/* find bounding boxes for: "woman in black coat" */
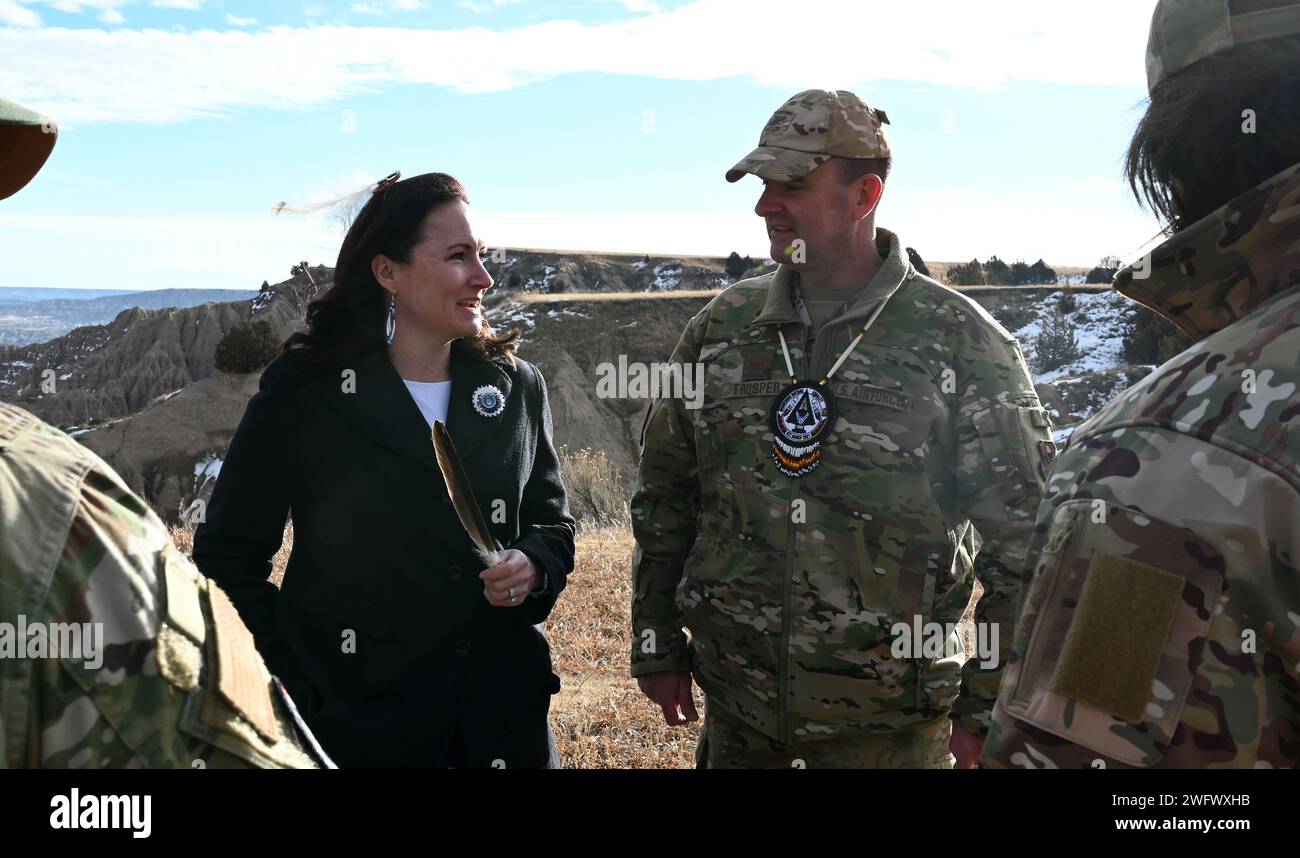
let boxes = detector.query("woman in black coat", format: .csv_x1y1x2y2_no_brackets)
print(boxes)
193,172,575,769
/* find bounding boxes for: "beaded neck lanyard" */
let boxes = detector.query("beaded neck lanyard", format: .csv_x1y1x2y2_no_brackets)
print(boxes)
768,294,893,477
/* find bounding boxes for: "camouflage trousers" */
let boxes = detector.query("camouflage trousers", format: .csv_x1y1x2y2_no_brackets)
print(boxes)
696,703,955,769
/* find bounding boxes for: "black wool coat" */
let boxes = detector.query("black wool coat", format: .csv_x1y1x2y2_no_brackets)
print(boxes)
192,341,575,768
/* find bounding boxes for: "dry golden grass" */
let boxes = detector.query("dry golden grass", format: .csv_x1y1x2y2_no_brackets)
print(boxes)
557,447,631,530
545,524,703,769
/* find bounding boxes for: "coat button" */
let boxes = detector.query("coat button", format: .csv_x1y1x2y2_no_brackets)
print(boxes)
448,565,463,581
453,640,471,657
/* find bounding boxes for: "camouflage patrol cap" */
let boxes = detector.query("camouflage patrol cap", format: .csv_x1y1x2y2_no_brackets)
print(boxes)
0,97,57,201
1146,0,1300,92
725,89,891,184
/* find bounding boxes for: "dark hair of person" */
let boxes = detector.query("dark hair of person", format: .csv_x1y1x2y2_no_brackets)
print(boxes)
1124,35,1300,233
281,172,520,375
834,155,892,186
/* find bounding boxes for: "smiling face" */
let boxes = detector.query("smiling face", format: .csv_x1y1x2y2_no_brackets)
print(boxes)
374,199,494,343
753,161,882,267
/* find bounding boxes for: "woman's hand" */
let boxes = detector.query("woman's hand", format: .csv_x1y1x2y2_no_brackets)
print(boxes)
479,549,539,607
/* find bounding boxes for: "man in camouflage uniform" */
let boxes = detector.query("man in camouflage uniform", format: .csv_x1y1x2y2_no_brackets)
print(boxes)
982,0,1300,769
0,97,326,768
631,90,1054,768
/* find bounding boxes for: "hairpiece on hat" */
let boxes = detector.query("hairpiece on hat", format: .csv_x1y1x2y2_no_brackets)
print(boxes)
272,170,401,216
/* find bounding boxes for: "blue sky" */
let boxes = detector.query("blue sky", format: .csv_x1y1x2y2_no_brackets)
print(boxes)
1,0,1164,291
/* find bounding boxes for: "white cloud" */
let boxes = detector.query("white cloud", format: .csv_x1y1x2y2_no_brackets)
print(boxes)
8,0,202,22
0,0,42,26
0,0,1158,124
353,0,428,15
457,0,519,11
40,0,128,16
225,12,256,26
597,0,661,13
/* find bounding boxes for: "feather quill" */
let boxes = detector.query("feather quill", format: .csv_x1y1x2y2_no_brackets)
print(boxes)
432,420,501,567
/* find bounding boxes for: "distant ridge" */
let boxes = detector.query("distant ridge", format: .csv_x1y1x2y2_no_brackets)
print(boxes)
0,287,139,303
0,287,259,346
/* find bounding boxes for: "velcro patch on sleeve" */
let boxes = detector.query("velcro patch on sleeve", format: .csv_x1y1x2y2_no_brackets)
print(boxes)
1047,552,1184,723
207,584,279,744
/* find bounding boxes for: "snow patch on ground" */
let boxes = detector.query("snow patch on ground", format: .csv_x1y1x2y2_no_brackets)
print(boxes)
487,300,536,331
194,452,223,491
251,289,275,315
1014,290,1134,384
545,308,590,320
650,262,682,291
524,265,561,292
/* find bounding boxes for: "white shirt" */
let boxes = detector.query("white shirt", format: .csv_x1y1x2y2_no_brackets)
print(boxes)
402,379,453,427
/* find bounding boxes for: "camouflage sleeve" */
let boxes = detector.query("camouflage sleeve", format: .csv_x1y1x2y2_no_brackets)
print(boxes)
982,429,1300,769
29,469,319,768
951,335,1052,735
629,312,706,677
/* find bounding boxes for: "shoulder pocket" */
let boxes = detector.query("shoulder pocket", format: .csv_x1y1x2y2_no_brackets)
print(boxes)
968,401,1051,513
1001,500,1225,767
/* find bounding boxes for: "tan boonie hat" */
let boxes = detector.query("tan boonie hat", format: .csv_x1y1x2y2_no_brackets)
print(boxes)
1146,0,1300,92
0,97,57,201
726,89,890,184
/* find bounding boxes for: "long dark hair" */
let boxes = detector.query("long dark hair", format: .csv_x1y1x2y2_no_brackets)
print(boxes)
1125,36,1300,233
282,172,520,374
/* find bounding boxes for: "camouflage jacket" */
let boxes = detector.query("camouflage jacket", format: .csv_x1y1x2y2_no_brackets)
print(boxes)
631,229,1053,742
0,402,325,768
982,162,1300,769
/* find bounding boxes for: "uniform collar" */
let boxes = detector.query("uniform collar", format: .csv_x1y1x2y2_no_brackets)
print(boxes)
1114,161,1300,342
747,227,912,330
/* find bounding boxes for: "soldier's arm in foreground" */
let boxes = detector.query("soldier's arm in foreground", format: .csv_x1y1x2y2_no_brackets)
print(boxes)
951,334,1052,745
983,374,1300,768
10,462,319,768
629,313,706,722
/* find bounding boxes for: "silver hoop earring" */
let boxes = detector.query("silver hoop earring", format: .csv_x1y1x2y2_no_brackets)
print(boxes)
385,297,396,347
